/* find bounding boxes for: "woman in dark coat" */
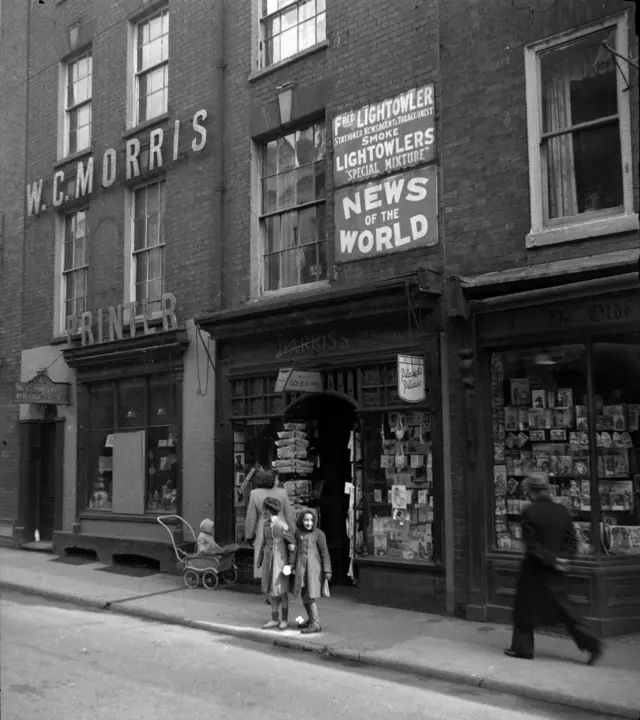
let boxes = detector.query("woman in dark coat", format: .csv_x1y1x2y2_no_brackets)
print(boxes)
290,508,332,634
506,471,602,664
257,496,295,630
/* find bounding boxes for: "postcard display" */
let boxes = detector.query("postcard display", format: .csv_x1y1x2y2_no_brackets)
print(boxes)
273,422,315,515
491,353,640,556
364,411,435,563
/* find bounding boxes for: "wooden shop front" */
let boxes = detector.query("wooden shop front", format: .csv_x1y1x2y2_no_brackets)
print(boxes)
199,279,449,614
465,272,640,637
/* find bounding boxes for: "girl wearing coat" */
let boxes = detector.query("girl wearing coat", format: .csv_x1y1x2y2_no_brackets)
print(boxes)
291,508,332,634
257,496,295,630
245,470,295,584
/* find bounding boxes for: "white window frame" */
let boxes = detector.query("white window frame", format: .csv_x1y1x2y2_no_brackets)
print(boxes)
54,208,89,337
253,123,329,298
524,12,638,249
129,7,169,128
59,50,93,159
125,179,167,318
259,0,326,70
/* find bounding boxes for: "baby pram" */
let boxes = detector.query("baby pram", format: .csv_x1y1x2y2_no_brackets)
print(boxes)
158,515,239,590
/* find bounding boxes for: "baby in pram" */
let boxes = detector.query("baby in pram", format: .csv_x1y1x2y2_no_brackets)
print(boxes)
195,518,222,556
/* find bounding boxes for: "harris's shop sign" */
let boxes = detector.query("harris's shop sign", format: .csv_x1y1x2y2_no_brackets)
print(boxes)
332,86,435,187
334,166,438,263
25,109,208,216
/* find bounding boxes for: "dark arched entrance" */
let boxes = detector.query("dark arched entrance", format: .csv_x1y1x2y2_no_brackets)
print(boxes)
284,392,357,585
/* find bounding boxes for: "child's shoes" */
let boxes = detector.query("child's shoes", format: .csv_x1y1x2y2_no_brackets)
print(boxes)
262,620,279,629
277,620,289,631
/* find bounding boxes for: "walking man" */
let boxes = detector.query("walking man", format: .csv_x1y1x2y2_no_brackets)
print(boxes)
505,471,603,665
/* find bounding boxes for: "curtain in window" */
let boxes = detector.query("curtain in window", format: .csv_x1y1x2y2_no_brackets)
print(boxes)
280,211,300,288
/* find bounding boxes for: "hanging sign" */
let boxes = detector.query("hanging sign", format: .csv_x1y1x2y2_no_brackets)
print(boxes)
14,372,71,405
397,355,426,404
275,369,323,393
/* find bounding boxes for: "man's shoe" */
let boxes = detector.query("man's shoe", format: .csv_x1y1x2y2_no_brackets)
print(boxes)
301,623,322,634
297,619,310,629
504,648,534,660
587,644,603,666
262,620,279,629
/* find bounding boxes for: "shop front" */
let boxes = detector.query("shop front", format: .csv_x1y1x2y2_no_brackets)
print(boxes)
45,296,216,572
200,279,449,614
466,274,640,637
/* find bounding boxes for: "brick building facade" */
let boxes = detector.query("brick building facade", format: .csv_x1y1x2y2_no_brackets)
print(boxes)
1,0,638,633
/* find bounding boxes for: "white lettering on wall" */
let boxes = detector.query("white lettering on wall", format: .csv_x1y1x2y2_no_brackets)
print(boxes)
102,148,116,188
192,109,207,152
149,128,164,171
52,171,65,207
26,179,44,216
75,157,94,199
125,139,141,180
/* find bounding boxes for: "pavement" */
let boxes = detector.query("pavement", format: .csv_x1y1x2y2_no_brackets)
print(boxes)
1,547,639,719
5,591,617,720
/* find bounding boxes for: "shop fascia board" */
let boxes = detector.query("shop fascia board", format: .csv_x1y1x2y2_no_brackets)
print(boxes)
63,328,190,371
456,248,638,302
197,276,440,340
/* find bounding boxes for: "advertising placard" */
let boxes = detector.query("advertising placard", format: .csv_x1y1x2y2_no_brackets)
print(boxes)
397,355,426,404
334,166,438,263
333,86,435,187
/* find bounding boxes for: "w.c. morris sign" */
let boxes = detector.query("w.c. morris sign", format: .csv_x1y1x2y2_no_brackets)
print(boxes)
25,109,207,216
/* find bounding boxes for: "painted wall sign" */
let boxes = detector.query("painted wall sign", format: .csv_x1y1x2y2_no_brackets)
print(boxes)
274,369,324,393
397,355,426,404
14,372,71,405
334,166,438,263
333,86,435,187
67,292,178,346
275,328,421,360
478,293,640,343
26,109,208,217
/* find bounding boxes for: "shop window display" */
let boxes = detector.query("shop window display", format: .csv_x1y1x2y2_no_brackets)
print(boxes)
593,342,640,555
85,374,180,514
491,343,640,556
360,410,435,564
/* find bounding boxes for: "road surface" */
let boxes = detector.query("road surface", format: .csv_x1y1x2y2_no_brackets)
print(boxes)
1,591,617,720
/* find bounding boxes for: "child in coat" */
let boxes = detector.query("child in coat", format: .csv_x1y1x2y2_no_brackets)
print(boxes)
257,496,295,630
291,508,332,634
195,518,222,556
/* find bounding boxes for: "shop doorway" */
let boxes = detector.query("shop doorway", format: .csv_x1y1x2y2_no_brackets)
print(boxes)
284,393,357,585
20,418,64,543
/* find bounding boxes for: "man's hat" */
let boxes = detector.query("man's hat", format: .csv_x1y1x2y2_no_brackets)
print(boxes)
526,470,552,489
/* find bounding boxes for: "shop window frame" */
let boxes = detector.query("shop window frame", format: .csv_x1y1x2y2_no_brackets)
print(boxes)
481,336,640,563
259,0,326,70
524,12,637,249
59,49,93,159
77,369,183,520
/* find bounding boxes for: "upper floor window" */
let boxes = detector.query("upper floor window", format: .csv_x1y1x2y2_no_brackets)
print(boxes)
261,0,326,67
134,9,169,125
525,15,637,247
131,180,166,314
260,122,326,292
62,209,89,328
64,52,92,155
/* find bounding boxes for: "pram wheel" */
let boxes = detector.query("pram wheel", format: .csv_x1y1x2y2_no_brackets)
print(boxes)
203,571,219,590
184,569,200,588
222,567,238,585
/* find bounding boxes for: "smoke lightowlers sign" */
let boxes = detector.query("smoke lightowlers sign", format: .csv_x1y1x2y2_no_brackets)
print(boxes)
332,86,435,187
25,109,208,216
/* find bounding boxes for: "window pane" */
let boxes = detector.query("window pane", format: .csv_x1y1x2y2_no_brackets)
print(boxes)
117,378,146,428
148,246,163,280
264,141,278,177
277,134,296,173
145,426,178,513
149,374,175,424
298,205,316,245
263,176,278,214
280,26,298,60
277,169,296,210
149,14,163,41
266,36,280,65
296,164,314,205
264,252,280,291
280,210,299,250
490,345,591,553
300,240,319,284
76,210,86,238
298,19,315,51
295,126,314,165
317,0,325,12
75,123,91,152
281,6,297,30
265,15,280,37
90,382,115,430
147,277,163,307
65,271,75,302
136,251,148,285
64,239,74,272
279,248,300,288
541,27,618,134
75,268,87,302
146,89,167,121
134,217,147,251
74,236,85,267
316,11,326,42
264,215,281,253
314,160,326,199
148,37,164,67
299,0,314,21
572,123,623,213
87,431,113,511
592,340,640,555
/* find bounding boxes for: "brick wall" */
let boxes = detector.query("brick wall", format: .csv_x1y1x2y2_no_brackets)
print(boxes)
0,0,29,529
222,0,444,309
21,0,222,352
439,0,638,278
